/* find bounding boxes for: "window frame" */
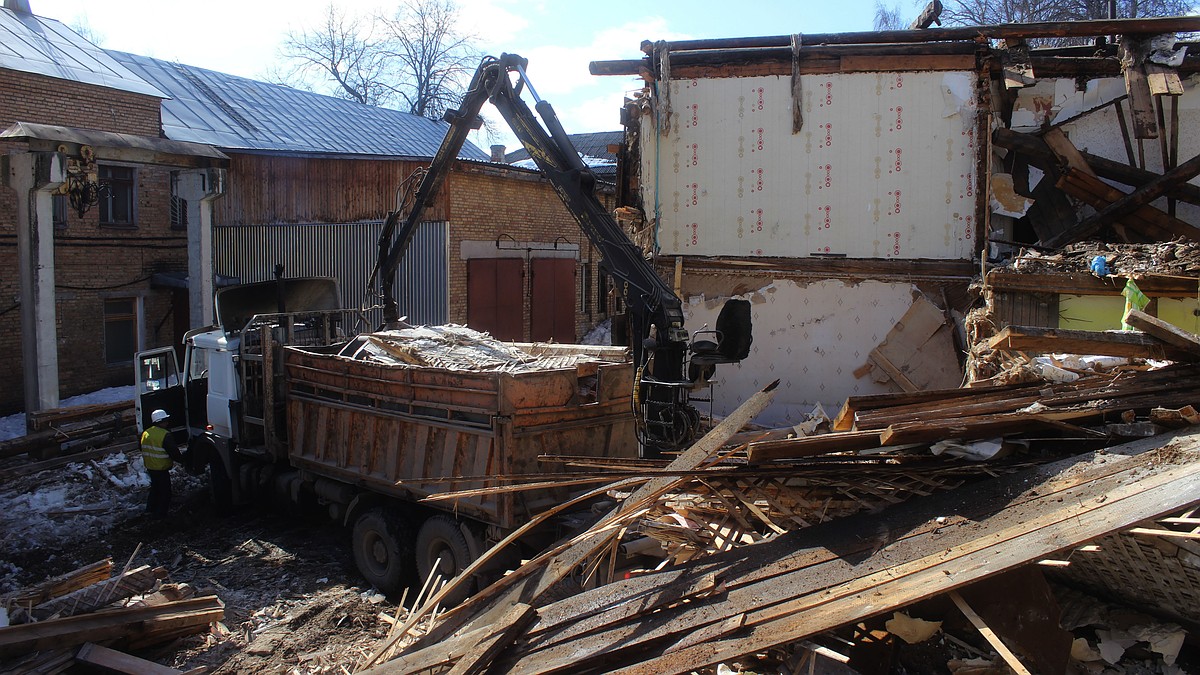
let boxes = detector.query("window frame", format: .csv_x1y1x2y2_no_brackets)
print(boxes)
102,295,144,366
98,163,137,228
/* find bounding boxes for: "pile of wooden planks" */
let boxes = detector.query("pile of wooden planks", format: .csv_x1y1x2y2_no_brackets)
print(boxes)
0,400,135,468
0,558,223,674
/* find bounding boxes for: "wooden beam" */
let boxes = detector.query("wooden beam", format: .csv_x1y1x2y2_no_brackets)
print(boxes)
987,325,1197,361
1056,168,1200,242
1124,309,1200,354
984,270,1200,297
948,591,1034,675
1045,150,1200,248
746,430,883,463
75,643,188,675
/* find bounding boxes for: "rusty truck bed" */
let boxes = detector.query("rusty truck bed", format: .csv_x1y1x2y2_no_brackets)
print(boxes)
282,342,638,530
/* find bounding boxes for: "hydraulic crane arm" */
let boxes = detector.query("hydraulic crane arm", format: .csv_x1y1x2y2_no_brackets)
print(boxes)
376,53,688,384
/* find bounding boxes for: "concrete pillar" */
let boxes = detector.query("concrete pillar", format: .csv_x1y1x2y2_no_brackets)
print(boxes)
176,168,225,328
3,152,65,416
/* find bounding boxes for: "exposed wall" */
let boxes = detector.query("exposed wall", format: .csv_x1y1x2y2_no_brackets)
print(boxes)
641,71,983,259
680,277,929,426
0,68,173,414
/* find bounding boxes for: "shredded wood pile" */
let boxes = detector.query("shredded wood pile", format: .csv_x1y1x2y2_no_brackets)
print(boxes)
336,325,606,372
0,557,224,673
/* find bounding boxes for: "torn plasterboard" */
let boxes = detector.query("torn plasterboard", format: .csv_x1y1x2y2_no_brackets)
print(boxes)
990,173,1034,218
866,293,963,392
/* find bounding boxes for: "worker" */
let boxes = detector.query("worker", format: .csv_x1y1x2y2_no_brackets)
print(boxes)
140,409,184,518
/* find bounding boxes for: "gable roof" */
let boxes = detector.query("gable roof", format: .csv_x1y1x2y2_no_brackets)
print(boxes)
0,8,164,98
107,50,489,160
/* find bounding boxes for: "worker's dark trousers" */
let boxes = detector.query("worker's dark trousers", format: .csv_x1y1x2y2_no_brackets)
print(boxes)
147,469,171,517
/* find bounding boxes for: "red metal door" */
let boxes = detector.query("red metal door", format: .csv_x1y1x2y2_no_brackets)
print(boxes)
531,258,576,342
468,258,524,340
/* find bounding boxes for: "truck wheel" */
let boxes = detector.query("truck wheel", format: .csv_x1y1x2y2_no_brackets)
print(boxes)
353,509,413,595
415,515,476,606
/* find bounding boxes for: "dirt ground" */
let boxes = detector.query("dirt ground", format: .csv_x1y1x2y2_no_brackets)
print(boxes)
2,457,400,674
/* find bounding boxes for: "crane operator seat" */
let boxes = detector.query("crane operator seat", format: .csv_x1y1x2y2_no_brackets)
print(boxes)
688,298,753,383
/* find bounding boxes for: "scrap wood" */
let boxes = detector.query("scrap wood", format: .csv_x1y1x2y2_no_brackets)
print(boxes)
948,592,1033,675
1,559,112,608
1056,169,1199,243
74,642,188,675
832,382,1035,431
469,430,1200,675
987,325,1198,361
0,595,224,660
367,381,780,673
745,430,883,463
1124,309,1200,354
27,400,132,432
13,565,167,623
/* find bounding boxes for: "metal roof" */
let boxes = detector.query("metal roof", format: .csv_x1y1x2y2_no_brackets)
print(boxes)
0,8,165,98
107,50,489,160
505,130,621,177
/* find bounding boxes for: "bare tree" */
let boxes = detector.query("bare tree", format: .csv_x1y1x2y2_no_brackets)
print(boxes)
943,0,1196,26
377,0,480,120
875,1,911,30
273,5,391,106
272,1,478,119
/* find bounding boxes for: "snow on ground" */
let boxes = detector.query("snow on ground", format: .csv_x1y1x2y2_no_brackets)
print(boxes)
581,319,612,346
0,385,134,442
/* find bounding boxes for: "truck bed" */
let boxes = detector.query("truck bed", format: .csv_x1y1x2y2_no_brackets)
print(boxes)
283,341,638,529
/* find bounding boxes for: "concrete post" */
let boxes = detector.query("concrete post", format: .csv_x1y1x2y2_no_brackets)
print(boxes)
4,152,65,417
176,168,225,328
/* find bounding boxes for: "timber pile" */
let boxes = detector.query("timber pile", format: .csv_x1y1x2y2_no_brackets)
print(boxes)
0,399,135,467
0,558,224,674
350,371,1200,674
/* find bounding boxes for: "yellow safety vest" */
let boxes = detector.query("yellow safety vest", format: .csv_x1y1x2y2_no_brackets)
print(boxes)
140,426,173,471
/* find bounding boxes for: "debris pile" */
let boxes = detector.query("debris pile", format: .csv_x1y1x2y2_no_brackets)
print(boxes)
0,557,224,673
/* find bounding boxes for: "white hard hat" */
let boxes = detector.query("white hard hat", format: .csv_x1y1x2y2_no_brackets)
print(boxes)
150,409,170,424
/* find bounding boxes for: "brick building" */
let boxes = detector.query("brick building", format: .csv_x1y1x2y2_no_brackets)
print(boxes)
0,5,225,416
111,50,615,348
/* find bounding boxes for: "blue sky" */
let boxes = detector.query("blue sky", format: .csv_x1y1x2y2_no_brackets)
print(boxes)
30,0,913,151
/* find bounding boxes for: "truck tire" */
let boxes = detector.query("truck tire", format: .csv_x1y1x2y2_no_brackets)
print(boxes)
415,515,476,606
353,508,414,595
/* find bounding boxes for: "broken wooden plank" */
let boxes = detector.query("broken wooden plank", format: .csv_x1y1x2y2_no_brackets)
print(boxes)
1056,168,1200,242
75,642,188,675
486,431,1200,675
444,603,535,675
746,430,883,463
14,565,167,623
948,591,1033,675
984,269,1200,298
1047,150,1200,248
28,400,133,432
1124,309,1200,355
0,596,224,660
0,559,112,608
1120,37,1159,139
832,382,1035,431
987,325,1198,361
868,295,961,392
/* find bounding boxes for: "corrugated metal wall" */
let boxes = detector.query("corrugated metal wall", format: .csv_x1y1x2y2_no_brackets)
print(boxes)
214,221,449,328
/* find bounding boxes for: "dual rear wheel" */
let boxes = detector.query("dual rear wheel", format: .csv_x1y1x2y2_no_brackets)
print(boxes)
352,509,479,605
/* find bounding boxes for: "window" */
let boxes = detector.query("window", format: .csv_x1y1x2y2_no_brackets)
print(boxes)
99,165,135,226
104,298,140,364
170,173,188,230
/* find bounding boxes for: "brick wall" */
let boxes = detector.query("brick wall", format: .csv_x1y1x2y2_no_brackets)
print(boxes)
448,165,612,343
0,68,174,415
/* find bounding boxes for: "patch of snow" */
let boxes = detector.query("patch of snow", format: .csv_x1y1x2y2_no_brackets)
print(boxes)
0,385,134,442
581,319,612,346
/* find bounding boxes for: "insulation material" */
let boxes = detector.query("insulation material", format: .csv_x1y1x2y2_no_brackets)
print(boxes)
1019,75,1200,225
683,279,914,426
641,72,980,260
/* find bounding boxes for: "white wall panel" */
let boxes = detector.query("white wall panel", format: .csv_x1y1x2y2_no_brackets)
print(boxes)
685,279,919,426
642,72,981,260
